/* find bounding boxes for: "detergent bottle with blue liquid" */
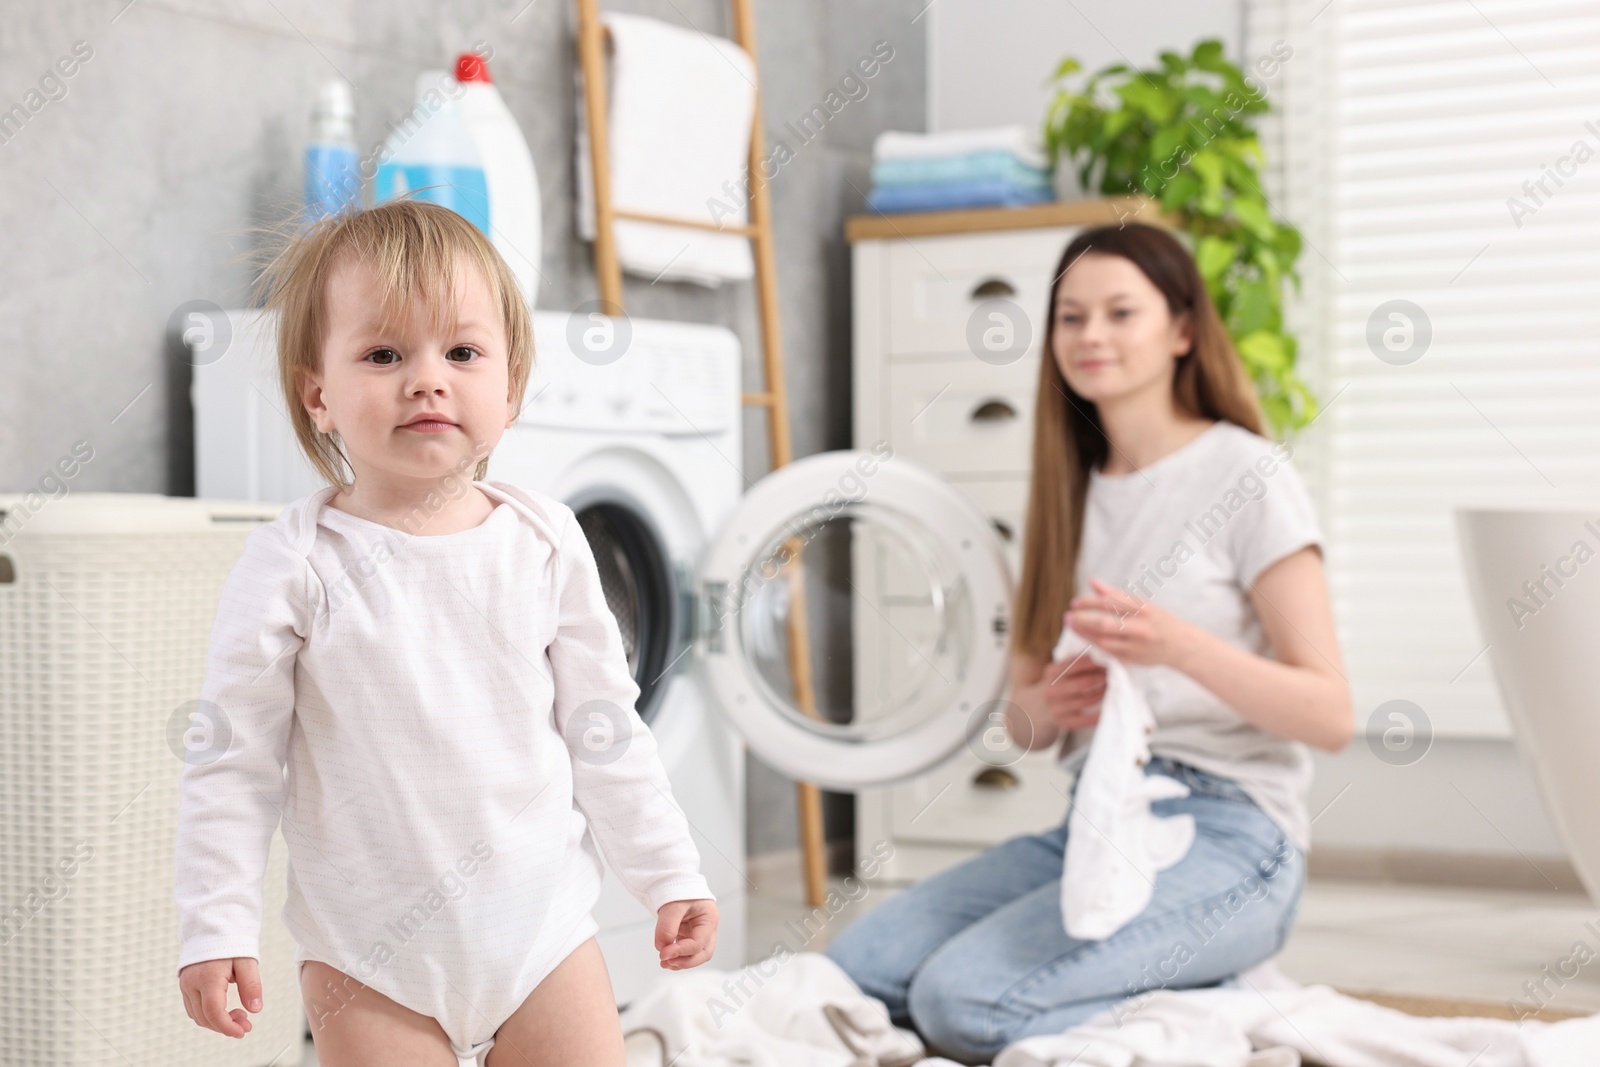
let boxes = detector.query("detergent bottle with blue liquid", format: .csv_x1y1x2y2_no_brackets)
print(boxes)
304,80,359,220
453,51,542,308
373,71,490,235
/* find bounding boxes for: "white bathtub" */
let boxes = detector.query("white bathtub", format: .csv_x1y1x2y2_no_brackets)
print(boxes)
1456,507,1600,905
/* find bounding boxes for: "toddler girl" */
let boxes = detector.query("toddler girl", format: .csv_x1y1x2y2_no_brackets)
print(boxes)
173,198,717,1067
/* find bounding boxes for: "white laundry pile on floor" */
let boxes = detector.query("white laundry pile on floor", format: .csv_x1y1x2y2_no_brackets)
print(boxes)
1051,625,1197,940
617,951,1600,1067
619,949,928,1067
992,954,1600,1067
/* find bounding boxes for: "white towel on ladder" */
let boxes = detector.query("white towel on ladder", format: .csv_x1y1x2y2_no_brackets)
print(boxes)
574,12,757,287
1053,625,1197,941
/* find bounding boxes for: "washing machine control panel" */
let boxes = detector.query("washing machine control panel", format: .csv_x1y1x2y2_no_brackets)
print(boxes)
521,312,741,435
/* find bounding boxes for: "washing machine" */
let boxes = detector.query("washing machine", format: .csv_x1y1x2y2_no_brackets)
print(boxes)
190,306,1016,1006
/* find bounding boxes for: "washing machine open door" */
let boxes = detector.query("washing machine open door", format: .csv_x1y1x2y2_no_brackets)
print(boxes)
695,448,1014,790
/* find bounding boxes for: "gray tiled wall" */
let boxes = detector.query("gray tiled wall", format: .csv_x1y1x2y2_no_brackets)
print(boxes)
0,0,928,857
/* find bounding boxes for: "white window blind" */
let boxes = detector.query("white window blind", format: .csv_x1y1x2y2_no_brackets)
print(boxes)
1246,0,1600,738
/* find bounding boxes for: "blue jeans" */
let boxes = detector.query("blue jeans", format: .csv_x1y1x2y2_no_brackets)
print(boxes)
825,756,1305,1065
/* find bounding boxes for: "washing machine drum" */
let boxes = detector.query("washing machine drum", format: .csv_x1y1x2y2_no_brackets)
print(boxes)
574,502,681,724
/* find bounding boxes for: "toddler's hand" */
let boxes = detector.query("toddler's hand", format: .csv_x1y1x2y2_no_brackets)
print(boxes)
178,956,262,1038
655,897,718,970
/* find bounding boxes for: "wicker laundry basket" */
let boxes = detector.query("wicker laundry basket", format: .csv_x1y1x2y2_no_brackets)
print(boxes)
0,491,305,1066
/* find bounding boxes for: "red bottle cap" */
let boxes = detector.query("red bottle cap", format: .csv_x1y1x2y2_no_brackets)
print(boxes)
455,53,492,83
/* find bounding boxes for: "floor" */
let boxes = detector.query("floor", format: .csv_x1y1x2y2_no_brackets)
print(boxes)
292,873,1600,1064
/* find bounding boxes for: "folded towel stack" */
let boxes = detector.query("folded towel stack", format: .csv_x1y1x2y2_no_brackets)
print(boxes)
866,125,1055,214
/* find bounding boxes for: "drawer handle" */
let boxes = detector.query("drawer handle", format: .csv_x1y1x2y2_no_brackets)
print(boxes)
973,766,1020,790
971,398,1019,424
970,277,1017,300
991,518,1014,543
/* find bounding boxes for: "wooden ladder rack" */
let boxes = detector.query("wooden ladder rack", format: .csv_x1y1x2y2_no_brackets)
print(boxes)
574,0,831,908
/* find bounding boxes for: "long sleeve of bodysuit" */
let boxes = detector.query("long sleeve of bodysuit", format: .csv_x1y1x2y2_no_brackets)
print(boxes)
172,522,309,973
545,508,715,914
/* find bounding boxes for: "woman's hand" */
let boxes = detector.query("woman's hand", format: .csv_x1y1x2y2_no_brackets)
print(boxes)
656,898,718,970
1066,554,1353,751
1067,579,1202,669
178,956,261,1038
1009,639,1107,748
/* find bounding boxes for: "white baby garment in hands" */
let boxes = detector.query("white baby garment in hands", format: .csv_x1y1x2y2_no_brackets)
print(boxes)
1052,626,1196,941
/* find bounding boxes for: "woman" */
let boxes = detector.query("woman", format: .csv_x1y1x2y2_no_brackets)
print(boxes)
824,222,1353,1065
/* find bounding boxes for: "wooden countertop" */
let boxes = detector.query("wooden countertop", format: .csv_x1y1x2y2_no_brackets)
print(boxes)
844,195,1169,242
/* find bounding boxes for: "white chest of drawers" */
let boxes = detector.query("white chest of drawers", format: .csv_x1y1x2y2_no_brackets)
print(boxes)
846,197,1160,884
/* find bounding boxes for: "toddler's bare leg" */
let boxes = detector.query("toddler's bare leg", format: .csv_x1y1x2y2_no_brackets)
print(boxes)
485,936,626,1067
300,959,457,1067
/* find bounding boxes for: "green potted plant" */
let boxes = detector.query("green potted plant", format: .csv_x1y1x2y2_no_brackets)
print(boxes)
1042,39,1315,433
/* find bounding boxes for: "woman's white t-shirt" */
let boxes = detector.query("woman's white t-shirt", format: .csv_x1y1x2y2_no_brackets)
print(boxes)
1057,420,1325,852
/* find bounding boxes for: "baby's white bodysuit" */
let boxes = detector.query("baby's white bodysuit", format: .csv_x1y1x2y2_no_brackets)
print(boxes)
172,479,714,1064
1051,627,1195,941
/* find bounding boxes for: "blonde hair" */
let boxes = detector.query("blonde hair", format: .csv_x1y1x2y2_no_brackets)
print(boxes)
1012,222,1266,661
249,197,534,489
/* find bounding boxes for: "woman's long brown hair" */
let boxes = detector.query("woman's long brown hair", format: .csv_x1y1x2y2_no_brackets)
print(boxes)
1011,222,1267,661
